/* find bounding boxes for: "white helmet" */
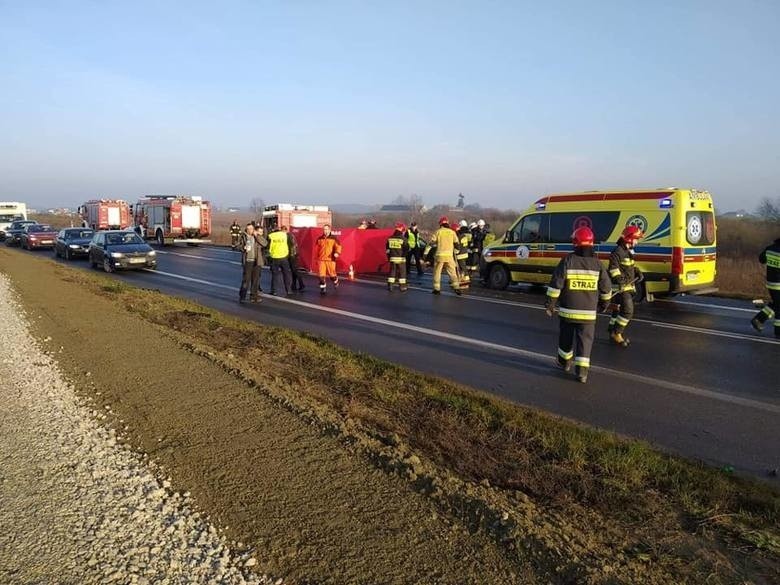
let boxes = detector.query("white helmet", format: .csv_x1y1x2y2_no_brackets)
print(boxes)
459,219,468,227
469,222,477,229
477,219,485,227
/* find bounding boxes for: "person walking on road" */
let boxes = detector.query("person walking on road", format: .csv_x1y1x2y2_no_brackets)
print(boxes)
386,222,410,292
750,236,780,338
229,220,242,250
424,216,462,296
238,223,265,303
607,226,644,347
316,224,342,295
282,226,305,293
545,226,612,384
268,226,292,296
405,222,425,278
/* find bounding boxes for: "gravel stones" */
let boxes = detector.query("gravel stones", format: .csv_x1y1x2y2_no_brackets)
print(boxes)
0,274,273,584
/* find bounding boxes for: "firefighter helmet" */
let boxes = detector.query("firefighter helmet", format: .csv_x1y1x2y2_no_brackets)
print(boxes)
477,219,485,227
395,222,406,231
572,226,595,247
459,219,468,227
439,216,449,225
621,225,644,242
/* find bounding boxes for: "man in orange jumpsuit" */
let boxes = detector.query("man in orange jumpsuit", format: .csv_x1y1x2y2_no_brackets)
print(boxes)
315,224,342,294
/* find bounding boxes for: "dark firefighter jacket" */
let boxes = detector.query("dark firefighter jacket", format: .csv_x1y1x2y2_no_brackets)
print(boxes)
608,240,642,293
546,248,612,321
456,227,472,260
760,238,780,290
386,230,409,263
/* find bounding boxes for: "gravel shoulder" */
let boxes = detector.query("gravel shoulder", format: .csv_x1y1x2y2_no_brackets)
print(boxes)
0,251,524,584
0,273,270,585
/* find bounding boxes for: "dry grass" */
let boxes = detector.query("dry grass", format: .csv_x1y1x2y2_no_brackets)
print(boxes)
34,257,780,581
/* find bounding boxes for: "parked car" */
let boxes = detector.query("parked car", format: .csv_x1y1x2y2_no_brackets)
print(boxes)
3,220,38,245
54,228,95,260
88,230,157,272
20,224,58,250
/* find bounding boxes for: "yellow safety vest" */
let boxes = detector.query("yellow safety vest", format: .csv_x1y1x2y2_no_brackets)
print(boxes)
268,231,289,259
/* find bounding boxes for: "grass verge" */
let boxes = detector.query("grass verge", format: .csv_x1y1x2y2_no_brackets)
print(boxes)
6,251,779,583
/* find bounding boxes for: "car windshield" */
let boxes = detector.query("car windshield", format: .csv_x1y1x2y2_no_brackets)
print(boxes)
65,229,94,239
106,233,143,246
29,225,53,232
13,222,35,229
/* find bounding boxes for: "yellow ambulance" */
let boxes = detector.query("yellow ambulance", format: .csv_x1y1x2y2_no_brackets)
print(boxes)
481,188,717,299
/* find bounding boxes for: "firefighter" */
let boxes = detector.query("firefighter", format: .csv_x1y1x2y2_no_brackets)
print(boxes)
268,226,292,295
229,220,242,250
315,224,342,294
467,221,479,272
456,219,472,288
750,236,780,338
607,225,644,347
386,222,410,291
545,226,612,384
405,222,424,278
424,216,462,296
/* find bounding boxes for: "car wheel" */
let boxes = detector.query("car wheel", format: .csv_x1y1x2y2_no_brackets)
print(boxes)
103,258,114,273
156,230,165,247
487,264,510,290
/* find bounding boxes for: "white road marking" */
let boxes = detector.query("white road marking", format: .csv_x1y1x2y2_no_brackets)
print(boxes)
156,250,242,265
154,250,777,345
143,268,780,415
655,298,756,314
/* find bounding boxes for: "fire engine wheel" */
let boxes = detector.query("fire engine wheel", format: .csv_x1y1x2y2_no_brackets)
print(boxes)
103,258,114,273
156,230,165,247
487,264,510,290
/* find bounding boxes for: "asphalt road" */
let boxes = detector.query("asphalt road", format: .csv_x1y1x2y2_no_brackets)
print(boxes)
18,245,780,481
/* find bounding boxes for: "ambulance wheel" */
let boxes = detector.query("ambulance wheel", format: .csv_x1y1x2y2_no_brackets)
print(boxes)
487,264,509,290
156,230,165,247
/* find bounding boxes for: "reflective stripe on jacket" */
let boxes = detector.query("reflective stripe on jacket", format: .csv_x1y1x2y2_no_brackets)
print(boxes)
424,226,460,259
386,231,409,263
547,250,612,321
609,242,639,292
760,242,780,290
316,234,342,261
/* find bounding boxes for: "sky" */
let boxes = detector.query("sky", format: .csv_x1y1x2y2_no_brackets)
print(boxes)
1,0,779,212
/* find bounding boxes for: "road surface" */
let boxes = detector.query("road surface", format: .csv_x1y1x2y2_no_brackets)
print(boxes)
19,245,780,480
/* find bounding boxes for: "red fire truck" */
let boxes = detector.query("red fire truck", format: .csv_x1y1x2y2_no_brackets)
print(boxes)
133,195,212,246
261,203,332,231
78,199,131,230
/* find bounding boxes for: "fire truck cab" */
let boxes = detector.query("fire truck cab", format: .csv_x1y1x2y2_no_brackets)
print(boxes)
133,195,212,246
261,204,332,232
79,199,131,231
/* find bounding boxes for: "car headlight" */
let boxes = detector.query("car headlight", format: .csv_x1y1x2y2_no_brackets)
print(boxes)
69,244,80,249
147,250,156,256
110,252,124,259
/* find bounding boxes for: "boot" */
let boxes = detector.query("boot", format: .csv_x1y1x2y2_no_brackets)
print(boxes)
400,285,408,292
453,288,462,296
611,331,630,347
556,356,572,372
432,289,441,295
387,282,393,291
751,316,763,332
575,366,588,384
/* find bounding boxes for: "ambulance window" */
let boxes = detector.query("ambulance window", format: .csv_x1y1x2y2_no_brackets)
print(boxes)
519,214,548,242
548,212,619,243
686,211,715,245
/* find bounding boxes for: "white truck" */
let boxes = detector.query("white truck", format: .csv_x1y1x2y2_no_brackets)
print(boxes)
0,202,28,240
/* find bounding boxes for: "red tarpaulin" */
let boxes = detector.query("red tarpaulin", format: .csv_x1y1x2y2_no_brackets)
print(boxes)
291,227,395,275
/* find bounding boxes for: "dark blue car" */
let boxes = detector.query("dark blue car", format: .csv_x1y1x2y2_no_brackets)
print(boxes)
54,228,95,260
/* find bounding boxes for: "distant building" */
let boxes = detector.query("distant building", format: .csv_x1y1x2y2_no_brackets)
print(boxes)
380,204,414,212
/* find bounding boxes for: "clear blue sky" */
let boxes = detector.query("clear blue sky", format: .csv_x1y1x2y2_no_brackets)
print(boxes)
1,0,778,211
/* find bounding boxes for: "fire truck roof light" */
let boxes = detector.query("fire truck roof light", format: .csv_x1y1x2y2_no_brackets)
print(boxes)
659,199,673,208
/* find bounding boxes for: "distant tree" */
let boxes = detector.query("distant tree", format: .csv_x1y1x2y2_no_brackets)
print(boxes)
249,197,265,216
756,197,780,222
391,193,424,212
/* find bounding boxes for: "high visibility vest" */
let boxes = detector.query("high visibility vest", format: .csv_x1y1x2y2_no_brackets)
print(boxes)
268,231,289,259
